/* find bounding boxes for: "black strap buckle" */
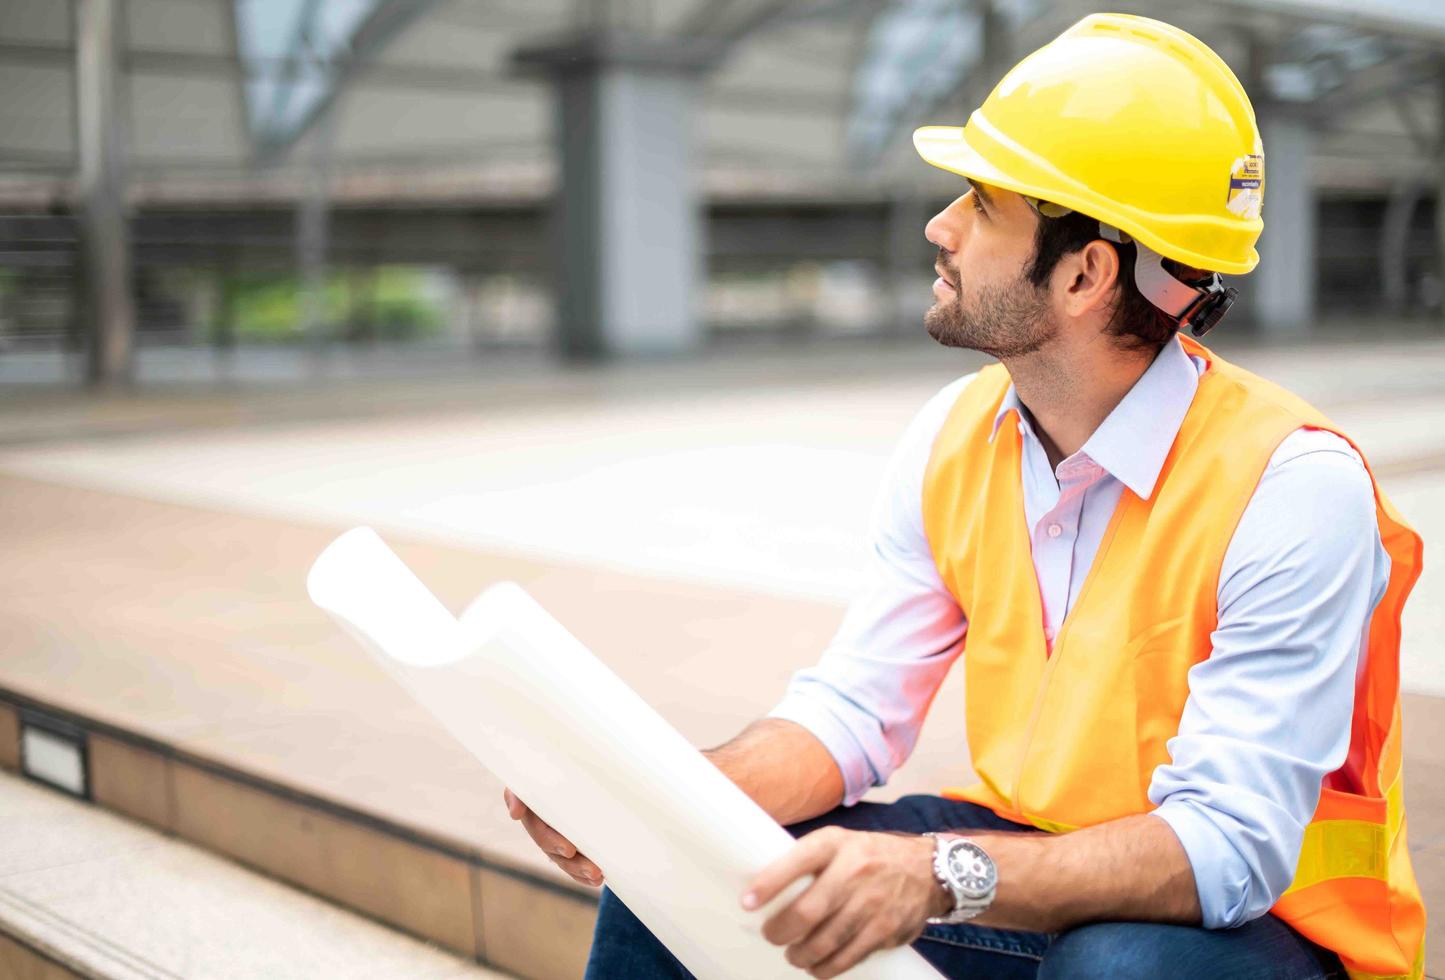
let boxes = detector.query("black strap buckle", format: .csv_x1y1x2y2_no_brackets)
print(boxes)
1180,275,1237,337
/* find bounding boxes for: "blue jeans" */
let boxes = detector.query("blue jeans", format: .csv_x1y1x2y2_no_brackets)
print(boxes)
584,794,1346,979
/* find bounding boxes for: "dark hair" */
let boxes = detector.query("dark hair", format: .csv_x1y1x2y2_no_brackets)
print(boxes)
1023,209,1179,352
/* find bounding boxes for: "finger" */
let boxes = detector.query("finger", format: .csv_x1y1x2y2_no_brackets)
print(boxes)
549,852,605,885
548,850,602,880
520,810,577,859
784,897,863,970
761,872,848,947
807,921,891,980
745,829,842,911
503,788,525,819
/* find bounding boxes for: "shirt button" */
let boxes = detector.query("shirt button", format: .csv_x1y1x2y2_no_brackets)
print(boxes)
1047,523,1063,538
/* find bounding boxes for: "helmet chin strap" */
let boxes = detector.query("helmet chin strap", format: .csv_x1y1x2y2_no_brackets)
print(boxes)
1097,223,1238,337
1022,193,1237,337
1099,224,1201,317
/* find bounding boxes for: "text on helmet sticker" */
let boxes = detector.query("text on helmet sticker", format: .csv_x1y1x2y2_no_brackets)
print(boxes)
1226,154,1264,219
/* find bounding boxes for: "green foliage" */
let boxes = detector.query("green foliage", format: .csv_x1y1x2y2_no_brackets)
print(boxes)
222,266,446,343
367,266,445,340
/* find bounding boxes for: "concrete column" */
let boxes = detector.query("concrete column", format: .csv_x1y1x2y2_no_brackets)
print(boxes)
886,192,933,337
1381,178,1423,316
75,0,135,387
1252,112,1316,336
516,36,718,360
1435,65,1445,325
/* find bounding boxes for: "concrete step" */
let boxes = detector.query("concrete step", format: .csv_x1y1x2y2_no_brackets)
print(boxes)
0,768,509,980
0,695,600,980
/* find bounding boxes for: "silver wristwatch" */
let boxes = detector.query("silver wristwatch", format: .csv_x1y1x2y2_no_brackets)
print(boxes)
925,833,998,925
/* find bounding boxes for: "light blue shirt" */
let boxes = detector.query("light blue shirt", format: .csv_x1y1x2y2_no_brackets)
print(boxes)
769,336,1390,929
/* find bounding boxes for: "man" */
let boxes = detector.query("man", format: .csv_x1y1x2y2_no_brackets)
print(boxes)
507,13,1425,979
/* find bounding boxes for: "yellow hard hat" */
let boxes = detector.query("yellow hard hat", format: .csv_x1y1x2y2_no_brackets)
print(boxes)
914,13,1264,275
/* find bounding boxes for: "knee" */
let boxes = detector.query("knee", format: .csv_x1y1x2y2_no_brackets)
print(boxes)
1038,923,1177,980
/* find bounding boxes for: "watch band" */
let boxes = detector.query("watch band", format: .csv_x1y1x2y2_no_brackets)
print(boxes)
924,833,997,925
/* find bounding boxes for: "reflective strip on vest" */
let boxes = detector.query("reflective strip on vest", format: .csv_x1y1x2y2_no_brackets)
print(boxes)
1286,775,1403,897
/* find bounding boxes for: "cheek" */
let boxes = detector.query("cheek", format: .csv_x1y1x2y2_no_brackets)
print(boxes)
955,225,1002,274
959,233,1030,291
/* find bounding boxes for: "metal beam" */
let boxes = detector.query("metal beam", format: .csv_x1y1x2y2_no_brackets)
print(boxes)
0,41,847,119
1306,56,1440,122
675,0,765,37
259,0,326,148
1211,0,1445,46
719,0,884,45
674,0,883,48
1392,93,1435,154
254,0,447,163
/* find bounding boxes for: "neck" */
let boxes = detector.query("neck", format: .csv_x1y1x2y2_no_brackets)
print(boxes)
1002,336,1158,470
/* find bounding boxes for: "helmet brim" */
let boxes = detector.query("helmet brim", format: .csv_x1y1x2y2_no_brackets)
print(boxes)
913,124,1260,276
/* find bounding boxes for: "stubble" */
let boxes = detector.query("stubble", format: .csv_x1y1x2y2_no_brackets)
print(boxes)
924,265,1057,360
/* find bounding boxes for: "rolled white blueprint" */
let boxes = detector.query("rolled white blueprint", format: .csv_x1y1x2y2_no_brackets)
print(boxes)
306,527,940,980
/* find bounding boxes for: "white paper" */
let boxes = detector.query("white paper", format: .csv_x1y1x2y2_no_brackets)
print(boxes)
307,527,940,979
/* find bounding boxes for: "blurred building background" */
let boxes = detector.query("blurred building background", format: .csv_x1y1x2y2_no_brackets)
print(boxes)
2,0,1445,387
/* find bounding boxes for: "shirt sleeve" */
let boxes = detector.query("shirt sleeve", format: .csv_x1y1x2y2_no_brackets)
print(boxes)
1148,428,1391,929
767,375,974,805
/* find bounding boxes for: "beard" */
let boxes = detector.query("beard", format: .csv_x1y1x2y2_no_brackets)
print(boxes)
924,263,1057,359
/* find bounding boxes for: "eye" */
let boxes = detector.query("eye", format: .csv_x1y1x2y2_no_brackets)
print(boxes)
970,194,986,216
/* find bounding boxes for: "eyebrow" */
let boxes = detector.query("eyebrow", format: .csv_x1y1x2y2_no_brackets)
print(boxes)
967,179,996,211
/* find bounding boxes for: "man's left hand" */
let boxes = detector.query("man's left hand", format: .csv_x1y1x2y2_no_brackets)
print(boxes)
742,826,949,978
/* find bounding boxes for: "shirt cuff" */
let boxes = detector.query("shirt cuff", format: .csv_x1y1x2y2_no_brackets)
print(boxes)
767,692,880,807
1150,800,1255,929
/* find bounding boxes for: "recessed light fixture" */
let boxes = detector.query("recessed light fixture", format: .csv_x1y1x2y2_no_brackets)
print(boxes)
19,712,88,799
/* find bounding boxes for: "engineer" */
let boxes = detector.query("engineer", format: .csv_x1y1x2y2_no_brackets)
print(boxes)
507,13,1425,980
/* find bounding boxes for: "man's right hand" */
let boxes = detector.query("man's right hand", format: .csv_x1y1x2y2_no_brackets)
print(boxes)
503,788,604,887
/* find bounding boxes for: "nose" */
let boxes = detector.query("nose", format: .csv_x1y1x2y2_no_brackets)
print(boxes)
925,194,969,253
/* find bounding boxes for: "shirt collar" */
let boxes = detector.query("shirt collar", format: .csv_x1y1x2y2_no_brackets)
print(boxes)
990,386,1029,441
989,336,1201,500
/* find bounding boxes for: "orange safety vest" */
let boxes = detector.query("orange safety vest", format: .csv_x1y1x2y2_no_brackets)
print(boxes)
920,336,1425,979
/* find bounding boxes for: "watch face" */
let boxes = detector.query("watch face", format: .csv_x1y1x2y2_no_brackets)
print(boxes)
947,842,996,899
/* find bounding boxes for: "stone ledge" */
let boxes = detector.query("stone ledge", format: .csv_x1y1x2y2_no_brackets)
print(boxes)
0,687,595,980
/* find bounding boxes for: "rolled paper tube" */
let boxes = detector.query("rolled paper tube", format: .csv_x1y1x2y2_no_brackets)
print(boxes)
307,527,941,979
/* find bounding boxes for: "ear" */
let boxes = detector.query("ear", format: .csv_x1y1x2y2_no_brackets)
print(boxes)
1058,239,1121,318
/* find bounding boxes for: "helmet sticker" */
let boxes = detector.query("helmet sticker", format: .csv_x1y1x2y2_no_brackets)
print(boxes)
1226,154,1264,219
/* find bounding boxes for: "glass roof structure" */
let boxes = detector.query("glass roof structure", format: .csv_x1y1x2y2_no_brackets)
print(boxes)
235,0,371,151
233,0,446,159
0,0,1444,203
847,0,1043,166
847,0,984,166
